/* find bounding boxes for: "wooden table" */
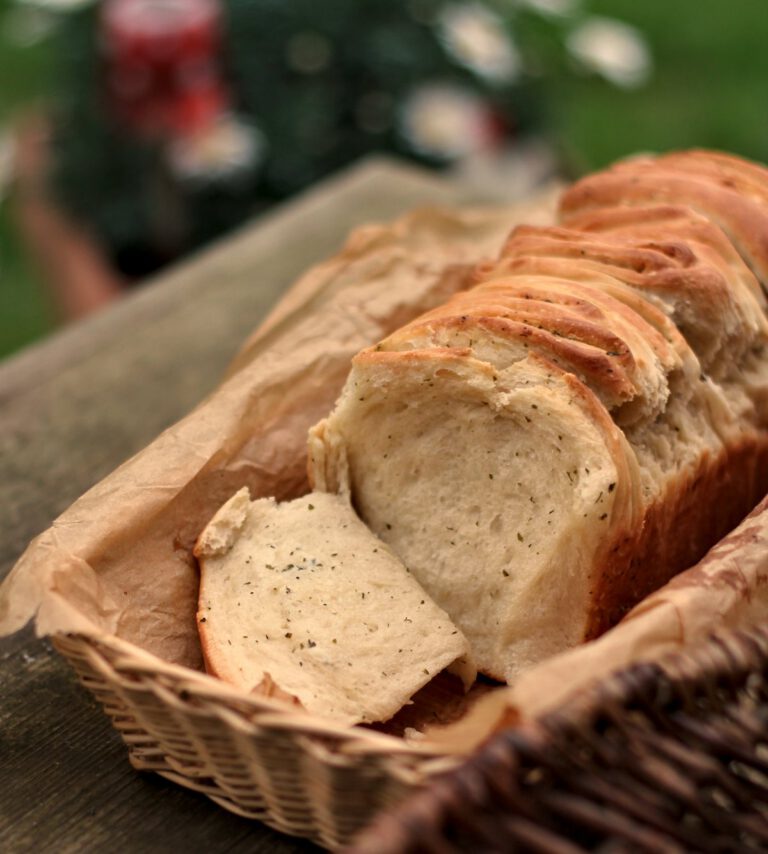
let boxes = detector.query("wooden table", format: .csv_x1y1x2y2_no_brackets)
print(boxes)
0,158,486,853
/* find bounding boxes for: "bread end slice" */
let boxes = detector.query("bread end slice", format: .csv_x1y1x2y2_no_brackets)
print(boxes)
195,489,474,725
309,349,641,682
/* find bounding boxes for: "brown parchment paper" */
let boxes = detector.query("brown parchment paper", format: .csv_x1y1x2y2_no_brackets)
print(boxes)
2,186,767,755
0,198,553,671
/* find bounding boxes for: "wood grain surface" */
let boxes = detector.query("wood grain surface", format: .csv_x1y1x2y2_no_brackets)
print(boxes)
0,158,468,853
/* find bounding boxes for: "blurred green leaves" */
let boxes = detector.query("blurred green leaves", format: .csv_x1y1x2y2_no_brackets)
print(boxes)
2,0,768,357
553,0,768,173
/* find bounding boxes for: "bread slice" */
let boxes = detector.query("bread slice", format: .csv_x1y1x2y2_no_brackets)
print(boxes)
195,489,474,724
310,345,643,682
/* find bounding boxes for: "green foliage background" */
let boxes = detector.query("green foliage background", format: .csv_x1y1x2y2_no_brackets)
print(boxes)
555,0,768,172
2,0,768,357
0,0,56,355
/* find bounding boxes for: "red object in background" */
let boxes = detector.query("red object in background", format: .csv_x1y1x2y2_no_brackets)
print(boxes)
101,0,229,138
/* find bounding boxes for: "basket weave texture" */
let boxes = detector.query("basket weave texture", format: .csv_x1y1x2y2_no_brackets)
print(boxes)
53,619,768,851
52,633,458,850
350,623,768,852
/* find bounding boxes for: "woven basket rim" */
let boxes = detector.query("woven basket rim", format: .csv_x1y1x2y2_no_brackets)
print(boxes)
53,619,768,770
57,628,457,759
533,621,768,735
57,619,768,771
348,619,768,853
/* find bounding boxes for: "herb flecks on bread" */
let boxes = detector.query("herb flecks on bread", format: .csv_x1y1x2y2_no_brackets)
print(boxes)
195,489,474,725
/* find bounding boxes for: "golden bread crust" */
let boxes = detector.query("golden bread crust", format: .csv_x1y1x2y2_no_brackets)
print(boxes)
560,151,768,288
380,273,685,423
586,431,768,639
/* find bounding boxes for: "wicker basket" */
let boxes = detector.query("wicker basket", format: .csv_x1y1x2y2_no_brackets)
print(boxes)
349,623,768,852
20,190,767,849
52,632,462,850
53,622,768,851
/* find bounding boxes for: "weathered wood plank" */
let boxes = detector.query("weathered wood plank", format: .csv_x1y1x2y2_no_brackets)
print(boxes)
0,158,464,853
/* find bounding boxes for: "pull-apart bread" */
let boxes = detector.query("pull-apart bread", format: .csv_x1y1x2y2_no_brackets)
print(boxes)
310,150,768,683
195,489,474,724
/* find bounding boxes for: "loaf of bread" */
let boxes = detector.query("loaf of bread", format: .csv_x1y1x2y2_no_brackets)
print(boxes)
310,150,768,682
195,489,474,724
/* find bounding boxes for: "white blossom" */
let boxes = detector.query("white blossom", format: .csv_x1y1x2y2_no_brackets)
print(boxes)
438,3,521,83
567,16,652,88
400,83,494,160
170,114,265,183
516,0,579,17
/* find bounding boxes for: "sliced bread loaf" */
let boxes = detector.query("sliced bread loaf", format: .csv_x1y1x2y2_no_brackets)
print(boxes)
309,150,768,682
195,488,474,724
